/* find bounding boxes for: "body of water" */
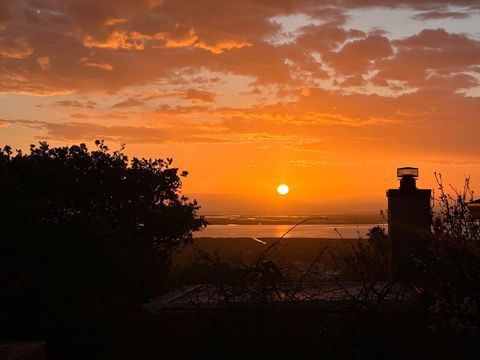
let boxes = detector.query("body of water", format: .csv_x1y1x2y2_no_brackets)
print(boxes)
195,223,386,239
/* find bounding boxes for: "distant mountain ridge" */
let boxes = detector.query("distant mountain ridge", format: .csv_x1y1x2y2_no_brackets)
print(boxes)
204,214,384,225
187,192,386,216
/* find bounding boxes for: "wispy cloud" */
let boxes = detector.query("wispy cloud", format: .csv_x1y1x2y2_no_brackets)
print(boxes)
111,98,144,108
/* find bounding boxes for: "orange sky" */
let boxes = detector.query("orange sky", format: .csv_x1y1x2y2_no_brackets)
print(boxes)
1,0,480,213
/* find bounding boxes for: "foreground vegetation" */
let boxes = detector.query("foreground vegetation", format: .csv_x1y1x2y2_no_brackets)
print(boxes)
1,141,479,359
0,141,205,356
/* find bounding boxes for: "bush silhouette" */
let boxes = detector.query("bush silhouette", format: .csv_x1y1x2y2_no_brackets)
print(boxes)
0,141,205,336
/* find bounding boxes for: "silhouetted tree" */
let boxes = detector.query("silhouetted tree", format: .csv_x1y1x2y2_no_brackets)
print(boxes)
332,225,390,282
0,141,205,336
419,175,480,355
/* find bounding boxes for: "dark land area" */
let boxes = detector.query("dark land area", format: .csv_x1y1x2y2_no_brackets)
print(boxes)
174,237,355,267
2,142,480,359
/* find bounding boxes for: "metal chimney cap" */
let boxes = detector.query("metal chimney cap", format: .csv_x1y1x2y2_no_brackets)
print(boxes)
397,167,419,178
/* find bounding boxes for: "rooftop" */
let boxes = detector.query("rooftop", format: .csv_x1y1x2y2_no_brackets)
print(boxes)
144,281,422,313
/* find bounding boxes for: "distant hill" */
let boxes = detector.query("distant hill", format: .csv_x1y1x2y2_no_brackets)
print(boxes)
187,192,386,216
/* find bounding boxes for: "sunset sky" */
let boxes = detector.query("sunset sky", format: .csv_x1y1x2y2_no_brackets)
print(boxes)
1,0,480,213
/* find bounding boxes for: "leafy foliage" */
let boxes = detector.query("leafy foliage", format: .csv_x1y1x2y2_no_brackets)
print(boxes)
424,174,480,303
417,174,480,355
0,141,205,333
333,226,390,282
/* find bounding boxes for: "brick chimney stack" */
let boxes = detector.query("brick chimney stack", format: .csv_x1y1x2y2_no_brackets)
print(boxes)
387,167,431,278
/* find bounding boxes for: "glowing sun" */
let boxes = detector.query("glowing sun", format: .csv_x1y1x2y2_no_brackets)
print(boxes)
277,184,290,196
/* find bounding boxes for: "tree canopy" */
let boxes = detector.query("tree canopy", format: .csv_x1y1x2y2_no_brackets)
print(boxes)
0,141,205,333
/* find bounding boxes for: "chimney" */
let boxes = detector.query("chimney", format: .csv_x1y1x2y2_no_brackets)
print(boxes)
387,167,431,278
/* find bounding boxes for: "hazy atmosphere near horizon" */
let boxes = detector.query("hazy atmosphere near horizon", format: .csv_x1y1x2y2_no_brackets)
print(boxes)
1,0,480,214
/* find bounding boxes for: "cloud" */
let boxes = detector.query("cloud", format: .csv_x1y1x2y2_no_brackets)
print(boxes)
147,0,164,10
51,100,98,109
104,17,128,26
83,31,145,50
297,24,364,53
154,27,198,48
412,10,471,20
0,118,12,127
111,97,145,108
194,39,252,54
40,121,169,143
82,25,253,54
69,113,130,120
0,0,290,93
0,0,479,161
0,0,11,29
324,34,393,77
184,89,216,102
5,0,476,96
82,61,114,71
334,0,480,8
156,104,211,114
36,56,51,69
0,36,33,59
8,118,231,144
373,29,480,87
